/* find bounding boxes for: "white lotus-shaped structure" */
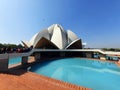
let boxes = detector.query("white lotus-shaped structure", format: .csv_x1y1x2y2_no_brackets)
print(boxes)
22,24,82,49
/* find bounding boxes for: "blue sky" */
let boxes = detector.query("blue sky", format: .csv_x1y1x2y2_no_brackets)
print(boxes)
0,0,120,48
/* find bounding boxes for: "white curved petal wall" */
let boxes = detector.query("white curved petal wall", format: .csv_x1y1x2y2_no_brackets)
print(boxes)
22,24,83,49
67,30,79,44
30,33,38,45
33,29,50,48
51,25,67,49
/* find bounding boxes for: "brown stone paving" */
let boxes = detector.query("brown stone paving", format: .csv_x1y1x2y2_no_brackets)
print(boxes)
0,70,91,90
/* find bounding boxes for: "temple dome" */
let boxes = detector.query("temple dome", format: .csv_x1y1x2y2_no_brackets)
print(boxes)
22,24,82,49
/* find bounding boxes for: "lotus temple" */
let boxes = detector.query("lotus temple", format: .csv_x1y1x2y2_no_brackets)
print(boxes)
0,24,120,90
22,24,83,49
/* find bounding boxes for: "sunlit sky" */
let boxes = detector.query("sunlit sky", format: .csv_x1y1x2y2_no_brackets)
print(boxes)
0,0,120,48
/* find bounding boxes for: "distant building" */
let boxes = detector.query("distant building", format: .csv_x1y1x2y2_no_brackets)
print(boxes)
22,24,86,49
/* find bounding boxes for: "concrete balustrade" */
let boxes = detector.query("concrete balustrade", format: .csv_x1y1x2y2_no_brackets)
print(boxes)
0,49,120,72
0,54,9,72
22,56,28,65
34,53,41,62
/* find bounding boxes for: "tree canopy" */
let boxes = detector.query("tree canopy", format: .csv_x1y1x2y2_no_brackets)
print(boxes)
0,43,23,48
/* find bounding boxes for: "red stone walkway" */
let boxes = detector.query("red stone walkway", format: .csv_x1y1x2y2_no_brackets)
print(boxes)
0,70,91,90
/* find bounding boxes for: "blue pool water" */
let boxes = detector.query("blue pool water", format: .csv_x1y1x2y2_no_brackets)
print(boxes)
9,57,30,65
9,57,22,65
30,58,120,90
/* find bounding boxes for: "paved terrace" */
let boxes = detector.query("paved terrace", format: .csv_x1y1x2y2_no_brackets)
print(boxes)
0,70,91,90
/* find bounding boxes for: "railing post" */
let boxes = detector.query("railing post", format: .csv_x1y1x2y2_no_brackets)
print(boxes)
85,52,93,58
22,56,28,65
99,54,106,60
34,53,41,62
0,54,9,72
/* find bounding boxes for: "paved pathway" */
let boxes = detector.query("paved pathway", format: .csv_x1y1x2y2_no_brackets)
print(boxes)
0,70,91,90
